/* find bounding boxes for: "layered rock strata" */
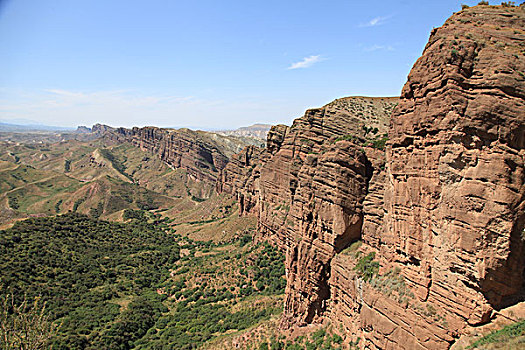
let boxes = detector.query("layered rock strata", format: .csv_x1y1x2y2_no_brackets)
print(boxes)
365,4,525,347
218,5,524,349
218,96,398,323
97,126,262,196
217,124,290,215
109,127,228,183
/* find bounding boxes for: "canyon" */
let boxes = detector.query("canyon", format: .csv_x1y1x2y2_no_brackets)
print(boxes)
83,5,525,348
2,4,522,349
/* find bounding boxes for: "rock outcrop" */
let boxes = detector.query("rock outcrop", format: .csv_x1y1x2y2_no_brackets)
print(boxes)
365,4,525,347
75,126,92,133
216,144,263,214
218,4,524,349
91,123,115,135
93,125,263,198
218,96,398,322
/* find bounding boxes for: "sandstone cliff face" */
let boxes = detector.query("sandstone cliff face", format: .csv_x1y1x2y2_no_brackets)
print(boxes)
217,96,398,323
216,144,263,214
98,125,262,198
367,4,525,346
218,5,524,349
255,97,397,328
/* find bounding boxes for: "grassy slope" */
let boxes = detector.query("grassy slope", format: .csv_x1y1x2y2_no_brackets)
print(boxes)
466,320,525,350
0,138,225,232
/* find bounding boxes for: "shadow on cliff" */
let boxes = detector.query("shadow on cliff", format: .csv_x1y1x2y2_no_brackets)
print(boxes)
480,211,525,313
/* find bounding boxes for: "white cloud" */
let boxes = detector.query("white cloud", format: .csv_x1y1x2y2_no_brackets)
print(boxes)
363,44,395,52
359,15,391,28
287,55,323,70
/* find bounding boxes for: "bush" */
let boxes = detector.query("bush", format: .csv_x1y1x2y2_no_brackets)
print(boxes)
354,252,380,281
259,342,269,350
371,136,388,150
478,1,489,5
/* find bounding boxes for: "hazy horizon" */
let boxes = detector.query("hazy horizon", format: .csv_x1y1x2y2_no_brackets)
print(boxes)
0,0,491,129
0,117,277,132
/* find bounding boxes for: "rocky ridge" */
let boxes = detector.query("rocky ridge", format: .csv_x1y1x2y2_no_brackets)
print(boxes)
217,5,524,349
93,125,263,196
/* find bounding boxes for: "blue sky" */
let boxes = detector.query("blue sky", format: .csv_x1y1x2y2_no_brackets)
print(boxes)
0,0,490,129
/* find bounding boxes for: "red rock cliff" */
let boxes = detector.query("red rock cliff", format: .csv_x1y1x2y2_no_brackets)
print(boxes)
218,96,398,323
218,4,524,349
99,125,262,198
367,3,525,346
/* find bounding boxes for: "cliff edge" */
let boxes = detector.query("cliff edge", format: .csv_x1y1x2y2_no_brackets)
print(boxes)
218,4,524,349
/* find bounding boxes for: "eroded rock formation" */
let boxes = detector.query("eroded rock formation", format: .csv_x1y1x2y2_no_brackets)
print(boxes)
218,5,524,349
96,126,262,196
218,96,398,325
368,4,525,346
110,127,229,183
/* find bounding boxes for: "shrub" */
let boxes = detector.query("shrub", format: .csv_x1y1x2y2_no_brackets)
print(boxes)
354,252,380,281
449,48,460,64
191,195,206,202
259,341,269,350
54,199,63,213
371,136,388,150
478,1,489,5
7,194,19,210
370,267,414,304
462,4,470,9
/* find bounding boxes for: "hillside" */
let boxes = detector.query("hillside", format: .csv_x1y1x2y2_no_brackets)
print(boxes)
0,126,261,230
0,213,285,349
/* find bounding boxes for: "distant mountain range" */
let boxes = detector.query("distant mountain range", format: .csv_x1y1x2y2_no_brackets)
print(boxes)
0,121,74,132
0,120,273,140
